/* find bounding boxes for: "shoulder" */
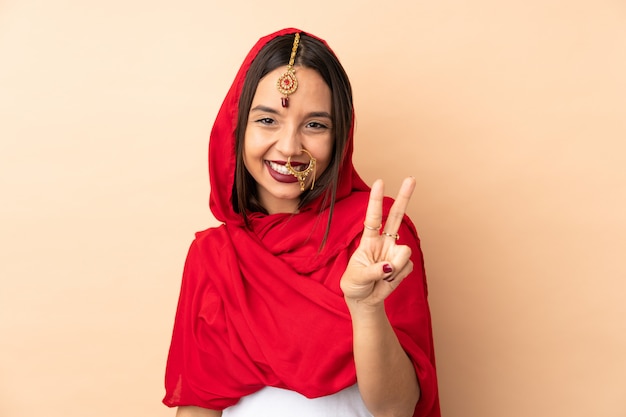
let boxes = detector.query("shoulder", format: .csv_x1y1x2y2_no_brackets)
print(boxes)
194,223,227,240
181,225,232,274
191,224,231,251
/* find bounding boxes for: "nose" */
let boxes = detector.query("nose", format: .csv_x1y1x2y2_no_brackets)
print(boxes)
274,125,302,158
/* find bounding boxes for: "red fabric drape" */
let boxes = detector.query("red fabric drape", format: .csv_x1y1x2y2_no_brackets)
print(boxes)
163,28,440,416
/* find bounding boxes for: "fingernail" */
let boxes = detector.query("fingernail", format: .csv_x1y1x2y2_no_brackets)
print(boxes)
383,264,393,274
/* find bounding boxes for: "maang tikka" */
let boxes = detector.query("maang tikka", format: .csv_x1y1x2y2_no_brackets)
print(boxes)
276,33,300,108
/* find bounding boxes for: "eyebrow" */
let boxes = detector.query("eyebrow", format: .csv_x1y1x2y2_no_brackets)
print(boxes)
307,111,332,119
249,105,332,120
249,105,280,115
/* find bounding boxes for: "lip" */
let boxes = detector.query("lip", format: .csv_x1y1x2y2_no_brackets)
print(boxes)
265,160,299,183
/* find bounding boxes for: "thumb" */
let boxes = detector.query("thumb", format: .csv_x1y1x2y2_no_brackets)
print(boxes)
347,261,393,285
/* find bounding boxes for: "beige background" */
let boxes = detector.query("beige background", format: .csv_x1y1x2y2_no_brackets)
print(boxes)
1,0,625,416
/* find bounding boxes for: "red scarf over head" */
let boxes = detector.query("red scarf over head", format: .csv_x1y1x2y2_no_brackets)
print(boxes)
163,28,440,417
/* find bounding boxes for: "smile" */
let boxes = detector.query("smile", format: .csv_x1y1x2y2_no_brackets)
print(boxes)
267,160,307,175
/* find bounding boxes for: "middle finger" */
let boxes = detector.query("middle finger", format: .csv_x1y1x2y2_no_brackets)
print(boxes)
382,177,416,238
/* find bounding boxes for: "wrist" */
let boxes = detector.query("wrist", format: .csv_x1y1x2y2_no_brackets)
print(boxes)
344,296,387,319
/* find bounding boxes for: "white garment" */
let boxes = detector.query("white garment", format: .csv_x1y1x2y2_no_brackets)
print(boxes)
222,384,373,417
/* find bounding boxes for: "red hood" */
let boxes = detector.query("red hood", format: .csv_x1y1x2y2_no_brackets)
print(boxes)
207,27,368,225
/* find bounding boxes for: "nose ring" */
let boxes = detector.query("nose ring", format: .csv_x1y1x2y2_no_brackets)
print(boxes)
285,149,317,191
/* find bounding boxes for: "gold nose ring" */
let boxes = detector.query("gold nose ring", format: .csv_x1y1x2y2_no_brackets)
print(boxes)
285,149,317,191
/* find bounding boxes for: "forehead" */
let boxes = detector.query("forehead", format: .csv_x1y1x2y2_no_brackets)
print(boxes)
252,66,331,110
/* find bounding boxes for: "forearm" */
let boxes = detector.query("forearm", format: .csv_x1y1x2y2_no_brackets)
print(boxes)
176,406,222,417
347,298,420,417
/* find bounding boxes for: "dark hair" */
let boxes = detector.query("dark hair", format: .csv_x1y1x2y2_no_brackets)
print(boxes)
232,33,354,235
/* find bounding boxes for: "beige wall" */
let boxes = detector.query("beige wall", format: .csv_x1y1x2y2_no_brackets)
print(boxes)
1,1,625,416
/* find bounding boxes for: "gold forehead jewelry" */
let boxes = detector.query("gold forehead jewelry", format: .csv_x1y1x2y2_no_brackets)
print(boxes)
285,148,316,191
276,33,300,108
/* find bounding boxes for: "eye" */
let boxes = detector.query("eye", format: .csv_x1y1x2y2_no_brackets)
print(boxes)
255,117,275,125
306,121,329,129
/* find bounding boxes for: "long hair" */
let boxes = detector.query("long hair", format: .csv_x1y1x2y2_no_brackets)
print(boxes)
232,33,354,241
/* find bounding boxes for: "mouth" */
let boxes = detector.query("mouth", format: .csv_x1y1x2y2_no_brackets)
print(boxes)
267,160,307,175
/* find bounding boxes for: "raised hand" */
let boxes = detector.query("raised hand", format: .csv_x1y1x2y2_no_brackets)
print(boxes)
340,177,416,306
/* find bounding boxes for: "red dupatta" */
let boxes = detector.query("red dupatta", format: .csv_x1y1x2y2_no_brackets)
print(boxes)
163,28,440,416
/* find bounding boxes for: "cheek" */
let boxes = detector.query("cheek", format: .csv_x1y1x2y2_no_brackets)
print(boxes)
242,132,260,163
242,136,257,174
243,129,269,158
311,137,334,174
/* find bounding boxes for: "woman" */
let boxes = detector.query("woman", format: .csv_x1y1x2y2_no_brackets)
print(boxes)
163,28,440,417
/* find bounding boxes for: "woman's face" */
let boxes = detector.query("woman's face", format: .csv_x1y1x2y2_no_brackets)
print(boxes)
243,66,333,214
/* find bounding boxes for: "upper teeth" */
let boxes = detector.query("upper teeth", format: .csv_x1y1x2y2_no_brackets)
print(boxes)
269,161,304,175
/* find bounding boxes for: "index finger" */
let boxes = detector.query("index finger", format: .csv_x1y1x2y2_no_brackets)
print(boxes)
382,177,416,236
362,179,384,237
